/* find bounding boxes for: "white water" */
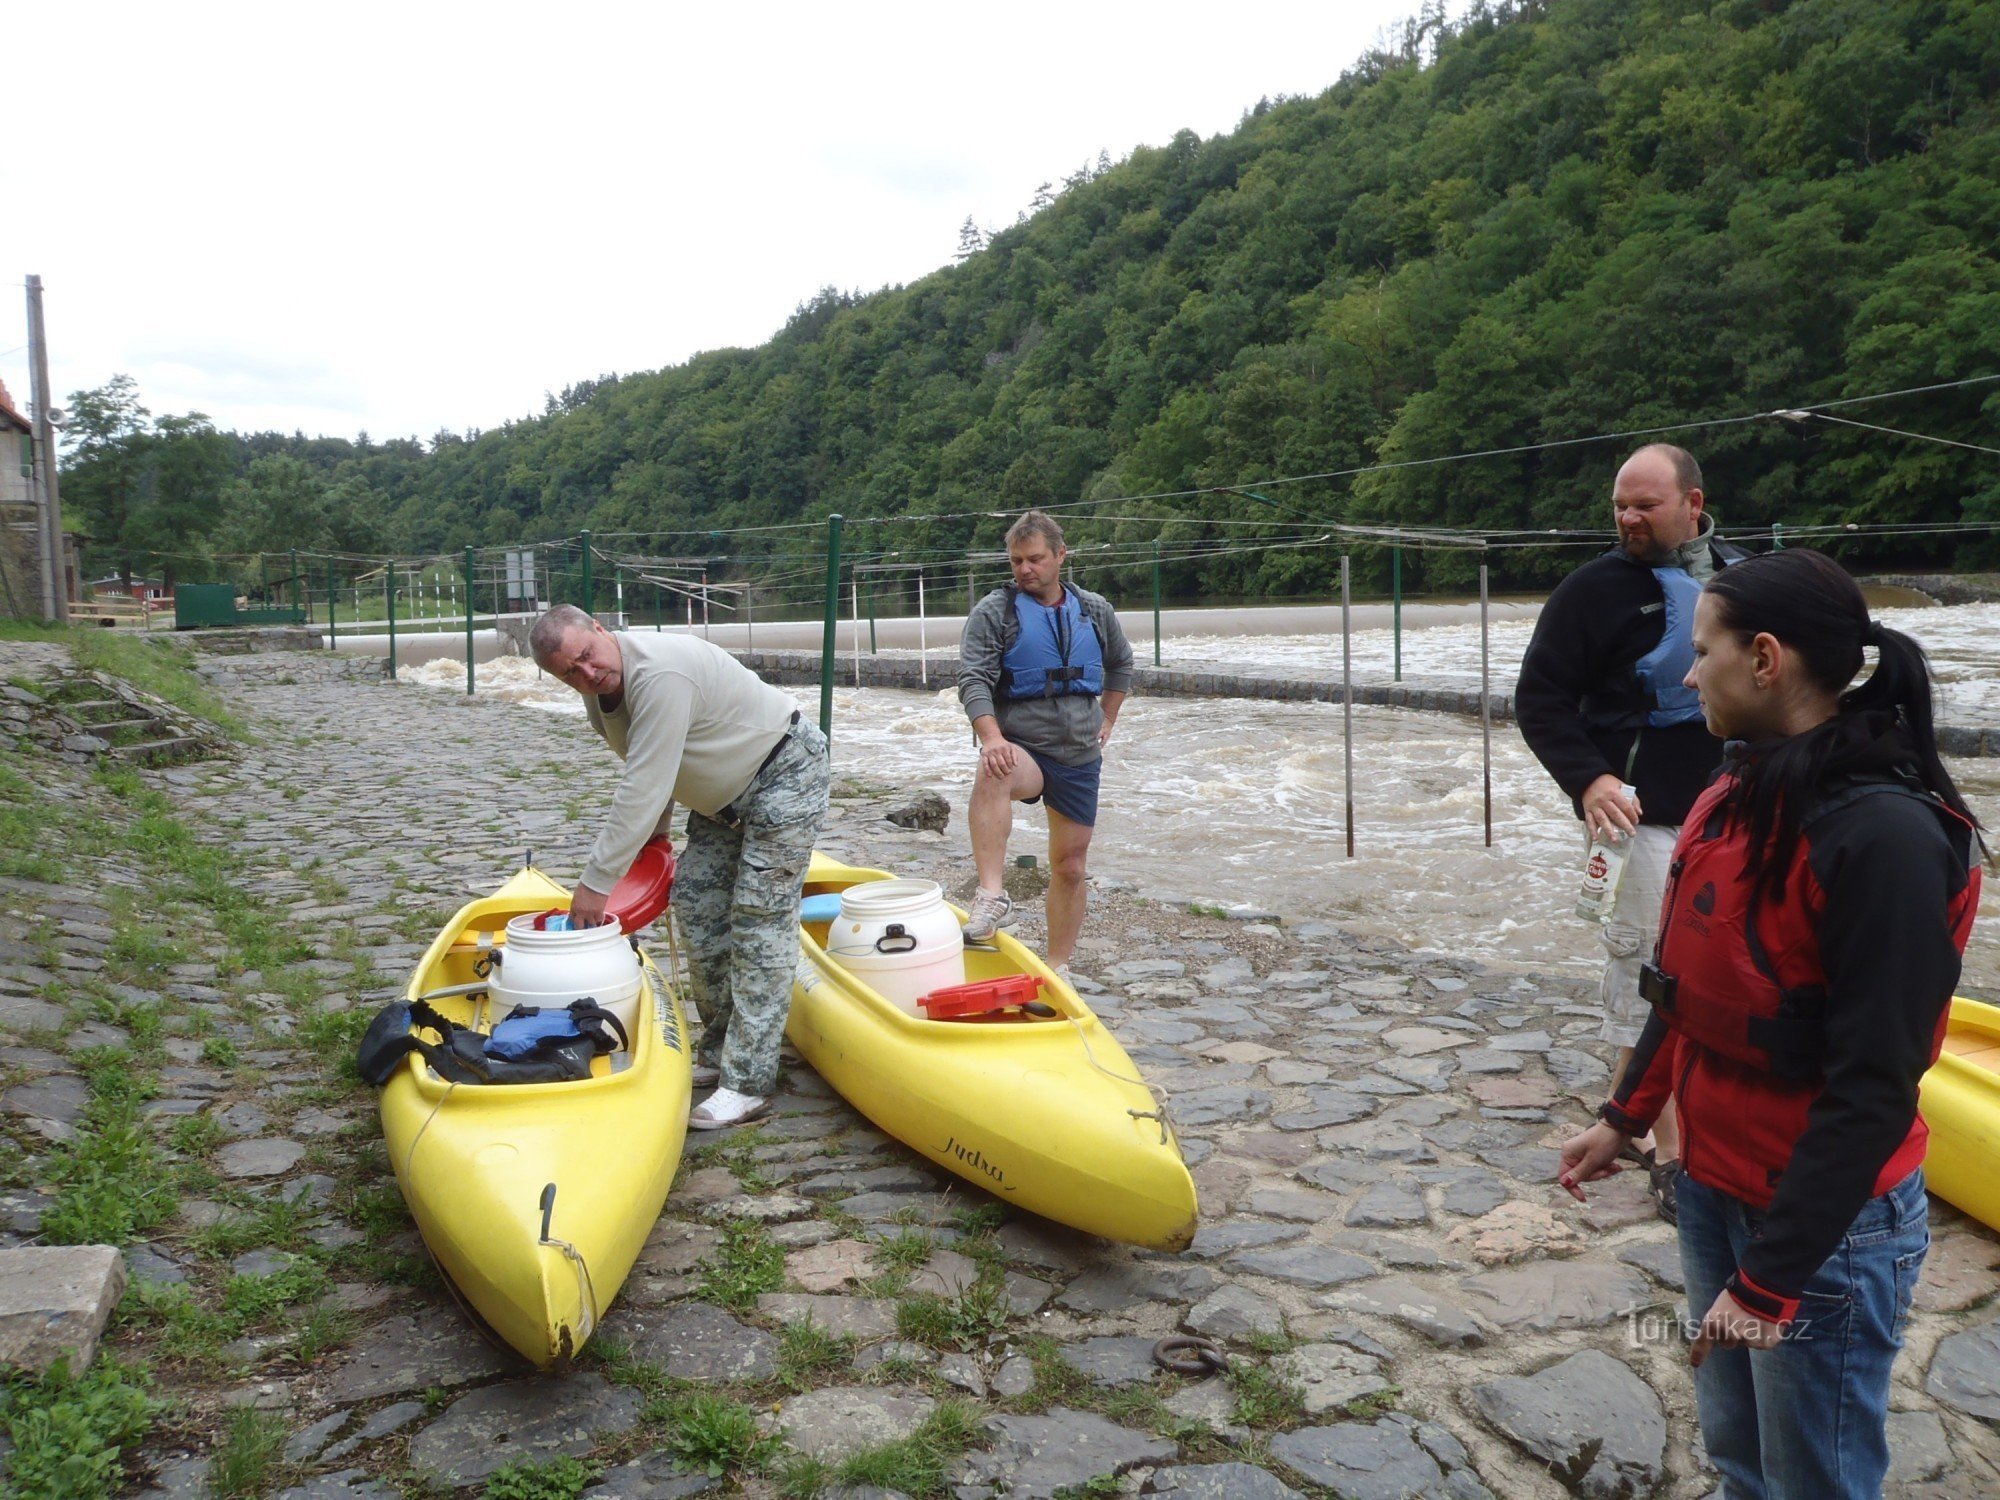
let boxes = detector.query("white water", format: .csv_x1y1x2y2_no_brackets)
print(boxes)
399,599,2000,997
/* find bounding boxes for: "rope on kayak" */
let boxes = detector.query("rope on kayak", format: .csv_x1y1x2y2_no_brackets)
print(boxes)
541,1234,598,1348
1063,1014,1176,1147
401,1081,458,1178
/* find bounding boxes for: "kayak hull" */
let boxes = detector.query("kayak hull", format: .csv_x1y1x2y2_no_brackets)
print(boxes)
789,855,1198,1251
381,866,691,1366
1923,996,2000,1232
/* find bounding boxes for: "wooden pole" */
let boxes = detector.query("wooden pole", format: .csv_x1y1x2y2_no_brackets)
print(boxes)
1342,555,1354,859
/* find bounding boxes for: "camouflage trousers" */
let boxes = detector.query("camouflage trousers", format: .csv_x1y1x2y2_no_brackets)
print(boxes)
675,717,829,1096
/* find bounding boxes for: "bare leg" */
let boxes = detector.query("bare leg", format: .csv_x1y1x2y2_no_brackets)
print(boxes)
1044,808,1094,966
969,745,1044,894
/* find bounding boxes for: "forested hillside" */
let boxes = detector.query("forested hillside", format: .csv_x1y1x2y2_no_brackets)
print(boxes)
62,0,2000,597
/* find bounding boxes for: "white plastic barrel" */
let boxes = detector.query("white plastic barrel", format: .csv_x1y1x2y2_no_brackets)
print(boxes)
827,880,966,1015
491,916,643,1048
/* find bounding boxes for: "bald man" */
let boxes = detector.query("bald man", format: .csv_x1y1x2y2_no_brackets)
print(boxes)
1515,445,1745,1223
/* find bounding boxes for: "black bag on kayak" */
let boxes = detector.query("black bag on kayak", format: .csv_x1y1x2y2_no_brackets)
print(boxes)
355,998,627,1086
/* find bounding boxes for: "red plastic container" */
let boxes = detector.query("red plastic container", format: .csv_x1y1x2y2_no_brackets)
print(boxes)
917,973,1044,1019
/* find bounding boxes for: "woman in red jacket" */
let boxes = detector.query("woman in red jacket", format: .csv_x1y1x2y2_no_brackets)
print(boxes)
1559,548,1981,1500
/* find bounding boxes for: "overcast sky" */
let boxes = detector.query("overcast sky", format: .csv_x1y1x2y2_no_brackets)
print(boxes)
5,1,1450,445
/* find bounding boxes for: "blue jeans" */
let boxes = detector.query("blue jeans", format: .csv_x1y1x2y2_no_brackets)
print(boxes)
1677,1168,1929,1500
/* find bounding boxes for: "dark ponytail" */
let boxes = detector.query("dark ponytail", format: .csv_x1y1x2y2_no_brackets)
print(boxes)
1701,549,1978,897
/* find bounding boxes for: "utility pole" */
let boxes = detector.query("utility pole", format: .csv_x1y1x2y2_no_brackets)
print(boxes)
25,276,70,623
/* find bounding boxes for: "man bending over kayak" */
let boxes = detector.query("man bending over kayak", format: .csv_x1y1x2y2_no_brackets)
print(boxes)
530,603,830,1130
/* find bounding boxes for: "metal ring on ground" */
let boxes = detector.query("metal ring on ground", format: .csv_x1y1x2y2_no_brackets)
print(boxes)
1152,1334,1228,1376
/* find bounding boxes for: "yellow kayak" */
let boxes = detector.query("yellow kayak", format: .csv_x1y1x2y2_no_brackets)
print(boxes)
1923,996,2000,1232
380,865,691,1366
789,854,1198,1251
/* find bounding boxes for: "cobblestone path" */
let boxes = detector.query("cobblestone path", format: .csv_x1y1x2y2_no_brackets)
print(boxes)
2,646,1997,1498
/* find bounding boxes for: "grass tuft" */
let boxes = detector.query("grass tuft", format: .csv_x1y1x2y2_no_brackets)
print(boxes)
0,1355,163,1500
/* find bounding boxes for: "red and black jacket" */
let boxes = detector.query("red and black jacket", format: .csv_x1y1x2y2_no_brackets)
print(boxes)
1603,736,1979,1324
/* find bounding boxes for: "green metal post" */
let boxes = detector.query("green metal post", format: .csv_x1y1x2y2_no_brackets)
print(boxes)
868,562,877,654
464,546,476,695
654,577,663,632
290,550,300,619
1392,545,1403,683
327,560,338,645
387,561,397,677
580,530,594,616
1772,522,1784,551
259,554,268,605
1151,540,1162,668
820,515,844,742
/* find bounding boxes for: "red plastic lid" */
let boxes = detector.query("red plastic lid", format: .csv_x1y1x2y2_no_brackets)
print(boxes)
606,838,676,932
919,973,1043,1019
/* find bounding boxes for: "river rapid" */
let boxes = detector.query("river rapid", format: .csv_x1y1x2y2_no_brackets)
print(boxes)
396,596,2000,998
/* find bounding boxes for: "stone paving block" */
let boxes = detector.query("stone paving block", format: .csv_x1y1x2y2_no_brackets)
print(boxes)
764,1384,937,1461
960,1408,1176,1498
1187,1282,1285,1340
1469,1349,1666,1499
323,1315,519,1402
1227,1243,1374,1289
1926,1316,2000,1418
1318,1275,1486,1347
1458,1261,1654,1333
1268,1416,1469,1499
757,1292,897,1339
407,1372,643,1487
1059,1335,1166,1386
1274,1341,1396,1416
1143,1461,1306,1498
0,1244,127,1375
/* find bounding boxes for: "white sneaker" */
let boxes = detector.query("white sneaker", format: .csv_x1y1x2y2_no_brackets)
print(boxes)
962,889,1014,942
691,1062,721,1087
690,1086,770,1130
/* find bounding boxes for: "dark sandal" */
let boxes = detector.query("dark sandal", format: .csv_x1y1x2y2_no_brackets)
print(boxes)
1647,1158,1680,1226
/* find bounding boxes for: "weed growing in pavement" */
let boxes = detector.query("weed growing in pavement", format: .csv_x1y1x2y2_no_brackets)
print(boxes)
1226,1357,1307,1430
774,1453,835,1499
166,1111,224,1158
221,1259,331,1324
824,1397,983,1497
693,1220,784,1310
40,1063,175,1247
776,1318,855,1390
208,1404,291,1499
873,1229,934,1274
121,1281,232,1367
480,1454,599,1499
665,1391,782,1478
286,1304,355,1366
895,1270,1012,1353
0,760,86,882
200,1035,238,1067
1343,1384,1402,1419
1009,1334,1091,1412
189,1186,322,1258
0,1355,163,1500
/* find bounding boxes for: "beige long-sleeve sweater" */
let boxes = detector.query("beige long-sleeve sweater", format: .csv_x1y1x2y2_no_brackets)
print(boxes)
579,633,799,892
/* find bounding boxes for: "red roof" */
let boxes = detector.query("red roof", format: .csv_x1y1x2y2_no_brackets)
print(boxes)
0,378,29,433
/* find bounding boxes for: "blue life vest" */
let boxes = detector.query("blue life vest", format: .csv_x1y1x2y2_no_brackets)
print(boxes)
1000,590,1103,700
1634,561,1726,727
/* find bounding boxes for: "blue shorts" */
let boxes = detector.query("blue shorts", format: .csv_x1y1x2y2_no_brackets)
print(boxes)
1021,749,1101,827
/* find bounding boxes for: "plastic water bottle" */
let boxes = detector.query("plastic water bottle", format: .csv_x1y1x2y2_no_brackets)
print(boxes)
1576,784,1638,924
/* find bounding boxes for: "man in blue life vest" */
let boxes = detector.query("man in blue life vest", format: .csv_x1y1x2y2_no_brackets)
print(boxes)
957,510,1134,971
1515,444,1743,1223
